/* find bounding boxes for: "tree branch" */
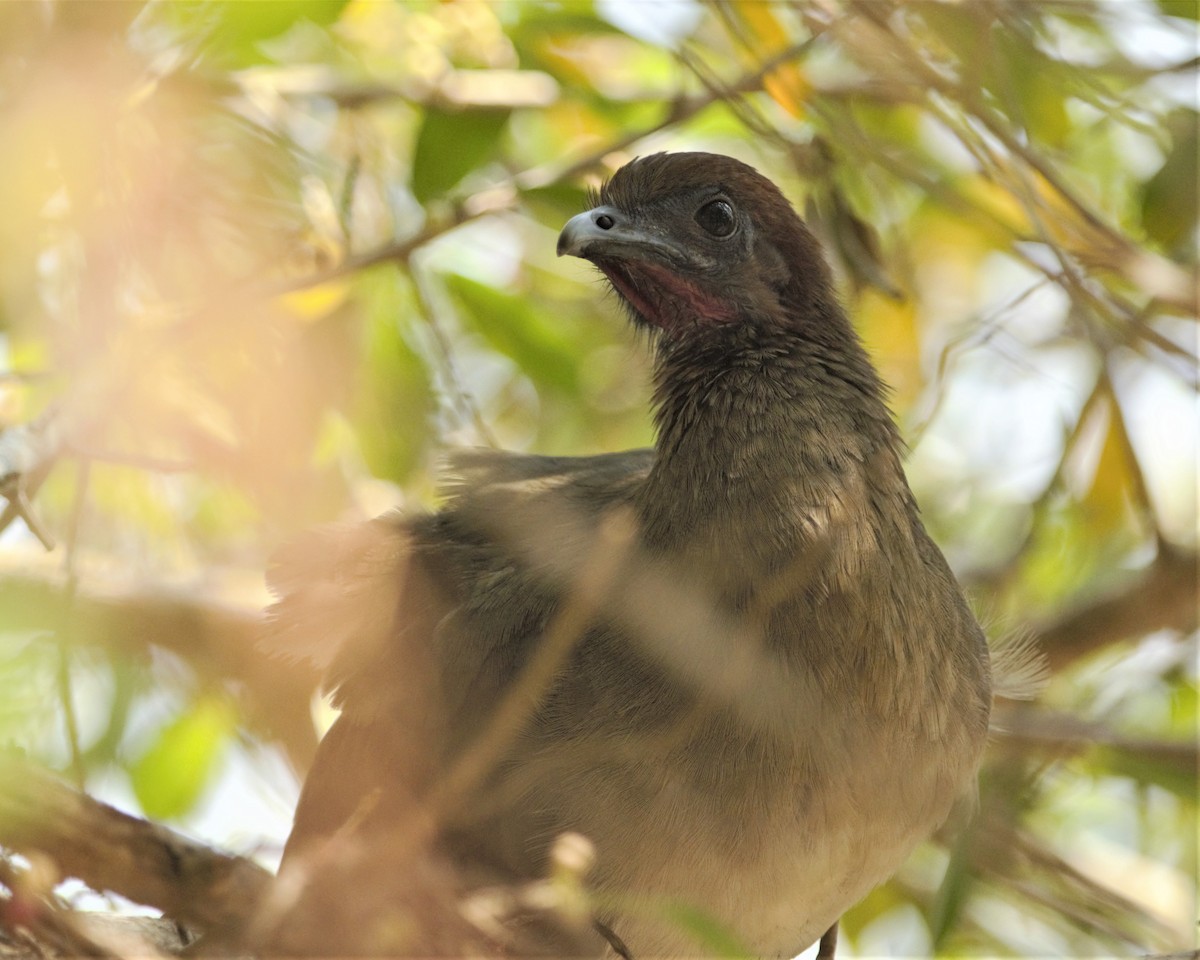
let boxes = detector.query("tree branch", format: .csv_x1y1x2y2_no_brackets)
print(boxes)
0,571,319,772
0,754,270,938
1034,548,1198,671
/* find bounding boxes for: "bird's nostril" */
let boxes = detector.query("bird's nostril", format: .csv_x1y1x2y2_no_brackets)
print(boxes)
595,213,615,230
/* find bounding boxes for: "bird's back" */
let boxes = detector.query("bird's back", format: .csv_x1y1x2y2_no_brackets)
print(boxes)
275,442,988,956
274,151,993,958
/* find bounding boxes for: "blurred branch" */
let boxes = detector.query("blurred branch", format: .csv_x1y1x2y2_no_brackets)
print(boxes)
0,855,185,959
0,571,319,771
268,34,822,299
410,269,497,447
1004,827,1184,951
947,765,1188,953
232,67,560,111
0,752,595,959
429,509,635,824
56,457,91,790
0,753,270,938
993,704,1197,777
1033,547,1198,671
0,414,62,551
848,1,1197,315
518,34,823,192
259,191,513,296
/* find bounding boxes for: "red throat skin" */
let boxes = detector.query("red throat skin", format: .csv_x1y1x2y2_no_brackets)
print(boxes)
601,261,737,332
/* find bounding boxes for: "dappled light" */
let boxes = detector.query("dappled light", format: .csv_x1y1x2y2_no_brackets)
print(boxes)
0,1,1195,958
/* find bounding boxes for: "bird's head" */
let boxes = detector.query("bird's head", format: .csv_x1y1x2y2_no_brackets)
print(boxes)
557,152,836,337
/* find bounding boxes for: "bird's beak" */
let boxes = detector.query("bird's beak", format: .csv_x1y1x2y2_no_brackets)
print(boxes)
557,206,625,258
558,206,677,263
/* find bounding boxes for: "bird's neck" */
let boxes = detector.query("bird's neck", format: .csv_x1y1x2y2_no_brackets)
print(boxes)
638,320,910,568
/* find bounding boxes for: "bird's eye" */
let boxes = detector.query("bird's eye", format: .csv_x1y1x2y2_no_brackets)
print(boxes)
695,199,736,238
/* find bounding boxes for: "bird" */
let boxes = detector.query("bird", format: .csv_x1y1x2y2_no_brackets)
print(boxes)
269,152,993,957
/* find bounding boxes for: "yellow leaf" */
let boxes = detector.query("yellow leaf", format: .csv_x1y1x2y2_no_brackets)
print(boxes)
955,175,1032,240
731,4,810,118
856,288,921,409
762,67,810,119
278,280,351,322
1079,395,1138,533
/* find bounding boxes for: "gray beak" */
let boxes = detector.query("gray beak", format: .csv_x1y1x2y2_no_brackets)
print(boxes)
557,206,631,258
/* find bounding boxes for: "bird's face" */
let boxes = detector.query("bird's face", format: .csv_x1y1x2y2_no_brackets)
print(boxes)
557,152,823,335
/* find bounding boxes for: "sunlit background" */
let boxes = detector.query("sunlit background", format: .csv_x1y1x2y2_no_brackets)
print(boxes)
0,1,1195,957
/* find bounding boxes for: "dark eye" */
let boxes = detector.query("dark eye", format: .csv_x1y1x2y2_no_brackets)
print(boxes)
695,199,736,238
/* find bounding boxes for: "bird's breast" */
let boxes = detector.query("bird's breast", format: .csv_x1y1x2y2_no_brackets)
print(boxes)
533,705,965,957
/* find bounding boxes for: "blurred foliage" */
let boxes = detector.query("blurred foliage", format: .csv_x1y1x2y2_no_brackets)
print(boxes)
0,0,1195,957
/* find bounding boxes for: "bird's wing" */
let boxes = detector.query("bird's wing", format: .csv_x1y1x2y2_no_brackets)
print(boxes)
262,449,653,677
269,448,655,860
438,446,654,509
263,515,412,676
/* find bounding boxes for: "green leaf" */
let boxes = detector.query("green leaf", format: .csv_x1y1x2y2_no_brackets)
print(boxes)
130,694,236,820
991,30,1070,146
353,271,435,484
659,902,750,957
919,4,988,67
159,0,350,67
411,108,510,204
508,4,623,48
930,824,976,948
444,273,580,394
1099,743,1198,802
0,633,58,750
1157,0,1200,21
520,183,593,226
1140,109,1199,252
841,879,910,941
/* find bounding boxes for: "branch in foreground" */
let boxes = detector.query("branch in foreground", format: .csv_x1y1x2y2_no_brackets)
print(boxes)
0,571,320,772
0,753,270,938
0,755,602,957
0,413,62,550
1034,548,1198,671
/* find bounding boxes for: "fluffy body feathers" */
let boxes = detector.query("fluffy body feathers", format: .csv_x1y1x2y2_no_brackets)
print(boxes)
272,153,992,956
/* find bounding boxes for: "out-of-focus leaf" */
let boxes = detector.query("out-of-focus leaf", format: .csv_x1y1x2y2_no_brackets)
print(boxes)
657,903,748,957
842,877,910,940
990,30,1070,147
729,4,809,118
161,0,351,66
1019,506,1112,612
444,273,580,395
45,464,180,543
945,176,1031,243
1077,395,1138,535
930,821,977,949
919,3,988,67
520,184,593,226
353,271,435,485
508,3,622,60
411,108,510,204
856,289,921,408
278,280,352,321
129,694,236,820
1157,0,1200,20
1099,743,1198,801
0,633,57,748
1140,109,1199,253
516,30,670,102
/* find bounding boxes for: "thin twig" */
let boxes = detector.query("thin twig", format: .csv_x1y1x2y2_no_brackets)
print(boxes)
56,459,91,790
426,508,636,822
410,267,498,447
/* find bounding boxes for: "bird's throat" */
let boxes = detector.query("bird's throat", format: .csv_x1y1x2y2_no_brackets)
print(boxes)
601,261,737,331
639,326,902,564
